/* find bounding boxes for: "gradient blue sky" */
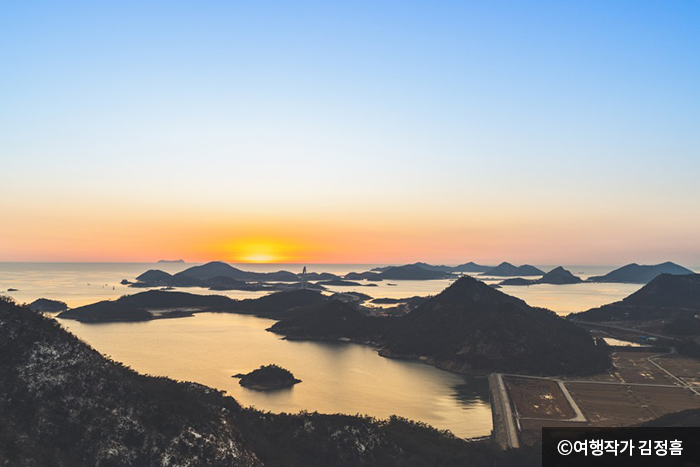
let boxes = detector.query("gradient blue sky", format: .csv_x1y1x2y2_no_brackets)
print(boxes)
1,1,699,264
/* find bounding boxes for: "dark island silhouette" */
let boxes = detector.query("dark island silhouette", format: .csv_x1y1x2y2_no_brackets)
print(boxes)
539,266,583,284
499,266,583,286
233,364,301,390
345,264,452,281
302,272,343,281
57,289,329,322
177,261,300,282
316,279,363,287
371,262,494,273
344,271,383,281
136,269,175,283
371,262,454,273
330,291,374,302
371,296,427,305
499,277,535,286
57,290,235,322
128,261,350,290
376,264,453,280
206,275,251,290
586,261,694,284
480,262,545,277
452,262,494,273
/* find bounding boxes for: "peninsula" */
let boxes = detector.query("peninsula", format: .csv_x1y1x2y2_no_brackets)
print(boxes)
570,273,700,336
57,289,327,322
271,276,609,376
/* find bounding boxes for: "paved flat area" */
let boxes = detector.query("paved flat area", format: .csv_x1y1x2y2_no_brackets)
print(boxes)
609,352,677,385
652,354,700,388
505,376,575,419
499,350,700,446
566,383,700,425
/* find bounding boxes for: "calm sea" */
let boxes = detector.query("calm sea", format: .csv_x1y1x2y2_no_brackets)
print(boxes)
2,262,697,438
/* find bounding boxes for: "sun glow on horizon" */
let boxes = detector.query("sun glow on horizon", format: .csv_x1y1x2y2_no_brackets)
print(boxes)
240,253,277,263
222,238,313,263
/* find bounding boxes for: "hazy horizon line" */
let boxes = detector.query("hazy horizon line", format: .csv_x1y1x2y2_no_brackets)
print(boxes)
2,259,698,268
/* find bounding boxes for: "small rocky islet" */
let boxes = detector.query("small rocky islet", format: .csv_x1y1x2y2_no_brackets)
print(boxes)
233,364,301,390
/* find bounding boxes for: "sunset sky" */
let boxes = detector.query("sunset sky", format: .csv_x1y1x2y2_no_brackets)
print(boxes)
2,1,699,265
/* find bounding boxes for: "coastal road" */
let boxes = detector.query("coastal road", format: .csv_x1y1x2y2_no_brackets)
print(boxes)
491,373,520,449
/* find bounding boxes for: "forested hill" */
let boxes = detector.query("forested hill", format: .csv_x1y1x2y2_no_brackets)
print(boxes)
271,276,610,376
0,296,260,466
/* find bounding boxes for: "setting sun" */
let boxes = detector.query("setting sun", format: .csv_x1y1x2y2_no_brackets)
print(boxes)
227,238,302,263
242,253,277,263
